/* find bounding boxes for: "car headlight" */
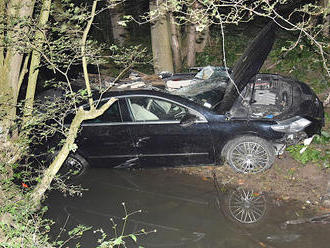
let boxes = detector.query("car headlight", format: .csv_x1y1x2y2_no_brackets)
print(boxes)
271,116,311,133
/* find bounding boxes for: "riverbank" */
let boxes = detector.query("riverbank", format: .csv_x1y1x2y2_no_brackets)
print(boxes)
176,155,329,207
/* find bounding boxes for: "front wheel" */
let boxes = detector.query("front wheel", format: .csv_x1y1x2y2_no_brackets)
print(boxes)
59,153,89,179
223,136,275,174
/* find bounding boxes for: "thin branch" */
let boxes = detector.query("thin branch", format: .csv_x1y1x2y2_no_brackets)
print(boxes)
81,0,98,110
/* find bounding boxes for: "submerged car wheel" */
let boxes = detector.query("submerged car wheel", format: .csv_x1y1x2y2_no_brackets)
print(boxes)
59,153,89,179
223,136,275,173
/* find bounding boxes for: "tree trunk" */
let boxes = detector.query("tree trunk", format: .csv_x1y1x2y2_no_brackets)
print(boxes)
169,12,182,72
325,92,330,106
186,23,196,68
110,4,127,45
6,0,36,101
150,0,174,73
24,0,52,118
196,27,210,53
322,0,330,37
0,0,36,136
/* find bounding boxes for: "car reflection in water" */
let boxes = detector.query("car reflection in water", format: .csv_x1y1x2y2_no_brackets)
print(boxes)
45,169,330,248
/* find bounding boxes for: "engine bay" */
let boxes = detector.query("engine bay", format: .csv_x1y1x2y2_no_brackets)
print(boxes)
231,74,293,119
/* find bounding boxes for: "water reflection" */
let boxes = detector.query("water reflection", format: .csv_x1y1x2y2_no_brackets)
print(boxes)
45,168,330,248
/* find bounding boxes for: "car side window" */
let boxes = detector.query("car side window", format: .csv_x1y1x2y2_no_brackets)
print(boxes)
127,97,189,122
85,100,122,123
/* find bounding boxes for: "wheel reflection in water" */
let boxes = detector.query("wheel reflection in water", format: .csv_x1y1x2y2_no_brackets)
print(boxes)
228,188,266,224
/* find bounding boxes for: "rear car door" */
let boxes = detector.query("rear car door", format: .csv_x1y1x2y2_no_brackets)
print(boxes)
77,99,138,168
123,95,214,167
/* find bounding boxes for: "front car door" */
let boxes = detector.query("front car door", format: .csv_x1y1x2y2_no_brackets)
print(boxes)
77,99,138,168
123,95,214,167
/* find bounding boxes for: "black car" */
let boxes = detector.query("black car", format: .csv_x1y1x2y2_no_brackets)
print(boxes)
59,22,324,175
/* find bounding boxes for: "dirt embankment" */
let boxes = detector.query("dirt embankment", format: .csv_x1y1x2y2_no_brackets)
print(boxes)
175,154,329,210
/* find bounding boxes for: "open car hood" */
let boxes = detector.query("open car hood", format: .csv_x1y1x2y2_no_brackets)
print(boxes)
216,21,277,113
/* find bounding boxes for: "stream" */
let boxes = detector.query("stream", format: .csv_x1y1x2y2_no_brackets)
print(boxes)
45,168,330,248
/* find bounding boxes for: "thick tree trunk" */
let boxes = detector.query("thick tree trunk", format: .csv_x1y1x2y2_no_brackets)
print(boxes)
169,12,182,72
6,0,35,100
196,27,210,53
24,0,52,118
0,0,35,136
110,4,127,45
322,0,330,37
150,0,174,73
186,23,196,68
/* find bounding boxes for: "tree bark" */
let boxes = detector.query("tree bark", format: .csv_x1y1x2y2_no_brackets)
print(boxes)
186,23,196,67
150,0,174,73
0,0,35,136
110,4,127,45
169,12,182,72
196,27,210,53
322,0,330,37
24,0,52,118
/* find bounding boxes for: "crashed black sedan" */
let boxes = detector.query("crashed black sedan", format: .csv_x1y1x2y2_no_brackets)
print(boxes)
61,22,324,175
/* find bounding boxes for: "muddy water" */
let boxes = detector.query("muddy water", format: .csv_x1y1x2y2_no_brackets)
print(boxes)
45,168,330,248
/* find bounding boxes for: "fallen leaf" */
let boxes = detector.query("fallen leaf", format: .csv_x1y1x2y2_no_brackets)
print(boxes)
238,179,245,185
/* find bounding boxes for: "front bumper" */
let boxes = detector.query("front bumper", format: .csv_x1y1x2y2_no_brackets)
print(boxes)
273,131,308,155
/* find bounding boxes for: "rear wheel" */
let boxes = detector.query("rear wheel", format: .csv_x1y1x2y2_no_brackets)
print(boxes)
223,136,275,173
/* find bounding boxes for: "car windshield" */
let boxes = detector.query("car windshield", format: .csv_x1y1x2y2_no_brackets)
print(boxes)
172,66,229,108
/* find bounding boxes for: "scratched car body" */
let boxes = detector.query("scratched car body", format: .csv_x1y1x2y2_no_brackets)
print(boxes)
59,22,324,175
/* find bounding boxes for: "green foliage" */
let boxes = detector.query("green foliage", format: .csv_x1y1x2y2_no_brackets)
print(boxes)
265,38,329,94
196,32,247,67
95,202,156,248
196,26,329,95
103,40,154,76
0,164,53,247
287,144,322,164
287,132,330,168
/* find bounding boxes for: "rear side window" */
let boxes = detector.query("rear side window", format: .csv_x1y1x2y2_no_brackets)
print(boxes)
85,100,122,123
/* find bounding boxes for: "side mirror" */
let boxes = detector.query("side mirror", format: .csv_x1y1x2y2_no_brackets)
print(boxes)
180,114,198,127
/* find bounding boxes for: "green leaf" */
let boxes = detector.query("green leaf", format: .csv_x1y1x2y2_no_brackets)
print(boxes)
321,131,330,138
129,234,137,242
112,237,123,245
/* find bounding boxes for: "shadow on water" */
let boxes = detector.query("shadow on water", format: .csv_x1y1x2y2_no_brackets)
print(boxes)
44,168,330,248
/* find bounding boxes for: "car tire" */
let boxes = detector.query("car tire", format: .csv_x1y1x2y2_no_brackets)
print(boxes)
59,153,89,179
222,136,275,173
